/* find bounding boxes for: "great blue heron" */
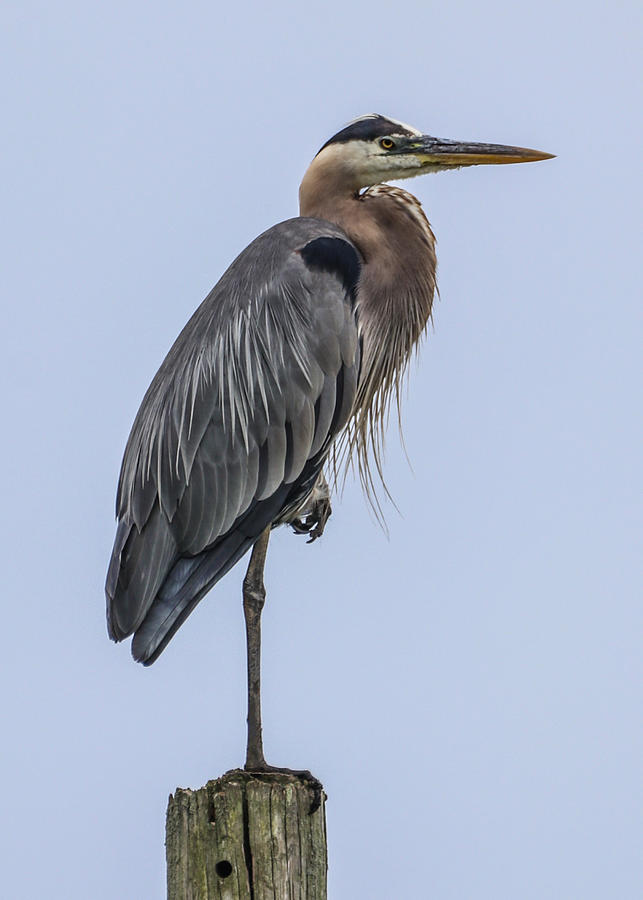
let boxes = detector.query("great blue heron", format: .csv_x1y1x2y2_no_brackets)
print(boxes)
106,114,552,773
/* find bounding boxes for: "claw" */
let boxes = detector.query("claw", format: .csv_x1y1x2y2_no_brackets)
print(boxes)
291,495,332,542
291,517,312,535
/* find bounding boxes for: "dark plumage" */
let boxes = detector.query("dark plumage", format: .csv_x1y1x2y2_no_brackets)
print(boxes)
318,113,418,153
106,218,360,664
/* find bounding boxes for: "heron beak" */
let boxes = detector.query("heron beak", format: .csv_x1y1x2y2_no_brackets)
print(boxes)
403,135,554,167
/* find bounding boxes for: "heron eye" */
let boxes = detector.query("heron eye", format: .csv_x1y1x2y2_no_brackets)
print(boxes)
380,138,395,150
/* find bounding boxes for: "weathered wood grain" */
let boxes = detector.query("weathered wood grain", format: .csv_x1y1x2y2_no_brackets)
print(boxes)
166,770,327,899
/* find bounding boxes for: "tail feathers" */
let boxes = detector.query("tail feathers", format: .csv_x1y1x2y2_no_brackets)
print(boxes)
130,530,255,665
106,506,177,641
130,479,298,665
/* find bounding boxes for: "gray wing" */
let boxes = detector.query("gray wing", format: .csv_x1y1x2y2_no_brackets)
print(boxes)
106,218,361,664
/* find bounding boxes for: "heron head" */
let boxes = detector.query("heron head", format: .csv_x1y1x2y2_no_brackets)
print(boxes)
308,113,553,191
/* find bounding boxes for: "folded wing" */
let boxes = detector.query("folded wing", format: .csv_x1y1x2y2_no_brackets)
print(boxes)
106,219,361,664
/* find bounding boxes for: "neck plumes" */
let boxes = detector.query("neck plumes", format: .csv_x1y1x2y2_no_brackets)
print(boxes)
300,155,437,509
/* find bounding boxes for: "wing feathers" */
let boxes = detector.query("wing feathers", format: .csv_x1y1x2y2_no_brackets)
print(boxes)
107,218,361,662
310,375,337,457
106,504,177,640
239,443,259,518
284,396,315,482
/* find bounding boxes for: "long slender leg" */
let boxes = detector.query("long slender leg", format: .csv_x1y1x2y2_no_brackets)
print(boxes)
243,527,271,771
241,525,323,811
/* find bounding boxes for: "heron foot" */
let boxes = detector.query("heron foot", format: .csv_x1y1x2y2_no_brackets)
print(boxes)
291,495,332,543
243,762,324,813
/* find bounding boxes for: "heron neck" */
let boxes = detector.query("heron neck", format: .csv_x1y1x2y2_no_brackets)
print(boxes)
299,179,438,506
299,182,436,328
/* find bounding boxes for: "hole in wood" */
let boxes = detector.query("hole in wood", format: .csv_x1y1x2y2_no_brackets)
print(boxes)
216,860,233,879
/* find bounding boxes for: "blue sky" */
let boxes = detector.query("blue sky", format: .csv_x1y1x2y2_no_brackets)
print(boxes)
1,1,641,897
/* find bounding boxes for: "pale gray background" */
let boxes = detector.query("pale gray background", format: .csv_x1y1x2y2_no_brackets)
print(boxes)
1,1,641,897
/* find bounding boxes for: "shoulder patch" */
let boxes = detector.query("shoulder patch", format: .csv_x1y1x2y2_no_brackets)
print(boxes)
300,237,361,300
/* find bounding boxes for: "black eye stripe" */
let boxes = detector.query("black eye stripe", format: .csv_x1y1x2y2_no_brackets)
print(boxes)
316,115,417,154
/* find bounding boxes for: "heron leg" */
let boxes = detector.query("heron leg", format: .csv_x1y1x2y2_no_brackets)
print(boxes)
243,526,271,771
242,526,324,812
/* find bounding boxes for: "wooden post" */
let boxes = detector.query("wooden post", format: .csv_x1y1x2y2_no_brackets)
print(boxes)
166,769,327,899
